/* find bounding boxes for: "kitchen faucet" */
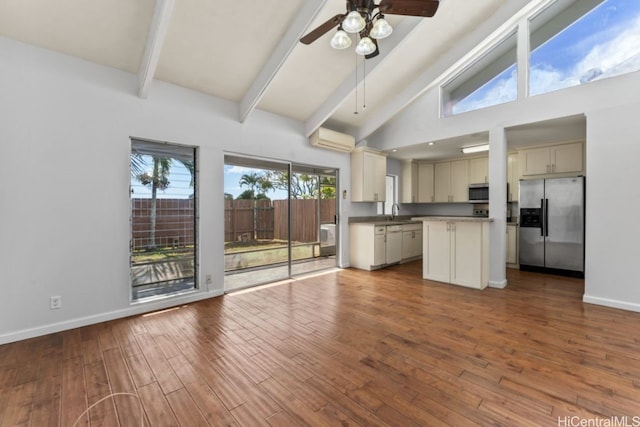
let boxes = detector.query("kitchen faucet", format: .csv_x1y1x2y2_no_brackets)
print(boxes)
391,203,400,219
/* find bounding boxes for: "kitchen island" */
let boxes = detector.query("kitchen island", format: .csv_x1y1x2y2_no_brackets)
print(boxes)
412,216,493,289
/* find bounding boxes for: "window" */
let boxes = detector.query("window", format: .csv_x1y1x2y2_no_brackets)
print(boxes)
530,0,640,96
130,139,197,301
442,31,518,116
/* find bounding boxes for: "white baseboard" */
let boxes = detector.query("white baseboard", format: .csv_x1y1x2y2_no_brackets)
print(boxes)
0,290,223,345
582,294,640,313
489,279,508,289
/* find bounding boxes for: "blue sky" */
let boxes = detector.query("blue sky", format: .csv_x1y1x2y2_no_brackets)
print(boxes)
224,164,289,199
454,0,640,113
131,156,194,199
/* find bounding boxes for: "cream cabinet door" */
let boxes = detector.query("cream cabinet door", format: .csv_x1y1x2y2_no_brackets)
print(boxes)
506,225,517,264
451,160,469,202
417,163,434,203
434,162,451,203
351,147,387,202
551,142,583,174
401,160,418,203
450,221,483,288
423,221,450,282
508,153,519,202
521,146,550,176
373,232,386,266
469,157,488,184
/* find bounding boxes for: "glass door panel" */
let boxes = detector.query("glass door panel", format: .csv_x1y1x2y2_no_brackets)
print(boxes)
223,156,338,291
223,155,290,291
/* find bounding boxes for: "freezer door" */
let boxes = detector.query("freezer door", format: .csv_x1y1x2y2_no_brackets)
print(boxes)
544,177,584,272
519,179,544,209
520,227,545,267
519,179,545,267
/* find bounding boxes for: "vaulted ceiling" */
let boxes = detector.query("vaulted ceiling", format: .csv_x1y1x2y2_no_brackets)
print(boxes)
0,0,512,139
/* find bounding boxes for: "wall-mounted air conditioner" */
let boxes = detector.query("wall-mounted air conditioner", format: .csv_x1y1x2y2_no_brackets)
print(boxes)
310,127,355,153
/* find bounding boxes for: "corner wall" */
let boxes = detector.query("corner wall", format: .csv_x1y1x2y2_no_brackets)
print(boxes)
0,37,351,343
583,103,640,311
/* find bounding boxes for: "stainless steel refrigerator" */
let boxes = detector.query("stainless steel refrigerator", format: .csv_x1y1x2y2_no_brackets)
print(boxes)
519,176,584,277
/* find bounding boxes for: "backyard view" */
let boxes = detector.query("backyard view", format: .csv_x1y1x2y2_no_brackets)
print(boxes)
130,141,196,300
224,157,337,290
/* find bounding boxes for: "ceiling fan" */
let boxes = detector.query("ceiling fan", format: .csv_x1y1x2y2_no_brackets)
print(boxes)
300,0,440,59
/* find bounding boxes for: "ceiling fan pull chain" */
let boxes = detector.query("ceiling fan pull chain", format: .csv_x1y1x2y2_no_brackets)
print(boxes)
354,52,359,115
363,58,367,110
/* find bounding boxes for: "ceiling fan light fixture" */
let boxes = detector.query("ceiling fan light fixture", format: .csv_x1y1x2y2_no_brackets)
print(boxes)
355,36,376,55
330,29,352,49
370,17,393,39
343,10,366,33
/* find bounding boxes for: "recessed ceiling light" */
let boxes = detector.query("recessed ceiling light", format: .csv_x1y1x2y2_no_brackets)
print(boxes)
392,149,398,152
428,142,435,146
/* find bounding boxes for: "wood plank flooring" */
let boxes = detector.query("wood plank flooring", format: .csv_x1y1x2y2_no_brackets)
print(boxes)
2,262,640,426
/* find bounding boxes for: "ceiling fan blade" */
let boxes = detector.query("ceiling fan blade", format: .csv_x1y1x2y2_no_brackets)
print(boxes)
300,14,345,45
378,0,440,17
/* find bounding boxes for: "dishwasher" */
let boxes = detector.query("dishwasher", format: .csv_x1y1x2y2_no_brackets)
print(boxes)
385,225,403,265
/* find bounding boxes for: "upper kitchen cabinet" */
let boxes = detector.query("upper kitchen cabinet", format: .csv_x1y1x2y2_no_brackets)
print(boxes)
417,163,435,203
401,161,435,203
520,141,584,177
351,147,387,202
507,152,519,202
469,157,489,184
401,160,418,203
435,160,469,202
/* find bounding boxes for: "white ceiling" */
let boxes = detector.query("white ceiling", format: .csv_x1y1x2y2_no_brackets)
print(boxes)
0,0,523,139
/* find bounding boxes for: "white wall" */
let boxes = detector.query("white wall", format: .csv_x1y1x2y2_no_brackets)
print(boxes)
583,103,640,311
0,37,352,344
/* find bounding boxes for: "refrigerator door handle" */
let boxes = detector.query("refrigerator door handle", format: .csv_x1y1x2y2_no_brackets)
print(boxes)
545,198,549,237
540,198,545,237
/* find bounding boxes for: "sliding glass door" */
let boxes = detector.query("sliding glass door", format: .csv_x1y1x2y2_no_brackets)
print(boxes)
224,155,338,291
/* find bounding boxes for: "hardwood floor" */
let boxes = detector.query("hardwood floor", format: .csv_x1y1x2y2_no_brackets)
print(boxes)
2,262,640,426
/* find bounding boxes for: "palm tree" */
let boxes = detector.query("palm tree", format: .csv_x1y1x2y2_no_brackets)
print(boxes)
136,157,171,250
239,172,261,198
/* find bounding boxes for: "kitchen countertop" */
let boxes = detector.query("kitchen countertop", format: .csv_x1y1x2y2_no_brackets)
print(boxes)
349,216,422,226
411,216,494,223
349,219,421,226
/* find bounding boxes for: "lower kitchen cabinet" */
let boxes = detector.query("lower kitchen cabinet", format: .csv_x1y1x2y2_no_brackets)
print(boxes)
350,222,423,271
402,223,422,260
385,225,403,265
421,219,489,289
350,224,389,271
506,224,518,265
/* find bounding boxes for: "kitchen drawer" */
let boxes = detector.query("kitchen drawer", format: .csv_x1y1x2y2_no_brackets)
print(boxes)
402,223,422,232
374,226,386,234
386,225,403,233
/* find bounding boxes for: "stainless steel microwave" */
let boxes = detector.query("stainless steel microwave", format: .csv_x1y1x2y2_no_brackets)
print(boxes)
468,183,489,203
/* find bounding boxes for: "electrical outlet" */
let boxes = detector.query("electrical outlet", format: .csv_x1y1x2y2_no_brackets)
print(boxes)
206,274,212,284
50,296,62,310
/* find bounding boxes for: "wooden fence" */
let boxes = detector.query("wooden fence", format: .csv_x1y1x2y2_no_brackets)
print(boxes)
225,198,336,243
131,198,195,250
132,198,336,248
